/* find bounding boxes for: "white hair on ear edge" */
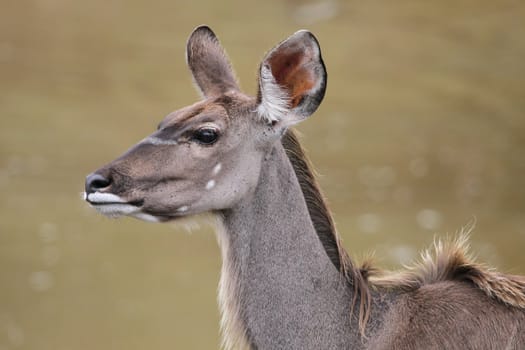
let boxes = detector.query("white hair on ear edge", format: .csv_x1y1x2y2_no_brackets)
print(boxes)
256,64,290,124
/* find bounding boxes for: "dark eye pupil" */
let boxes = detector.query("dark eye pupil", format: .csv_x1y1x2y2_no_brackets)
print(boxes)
194,128,218,145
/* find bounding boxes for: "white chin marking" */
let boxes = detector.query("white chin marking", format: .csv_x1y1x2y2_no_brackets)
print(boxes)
91,203,140,217
85,192,161,222
90,202,160,223
87,192,127,204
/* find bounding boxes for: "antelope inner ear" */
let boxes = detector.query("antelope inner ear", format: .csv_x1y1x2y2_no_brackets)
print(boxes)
256,30,327,126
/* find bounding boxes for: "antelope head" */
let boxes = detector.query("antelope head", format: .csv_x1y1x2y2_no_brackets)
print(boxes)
84,25,327,222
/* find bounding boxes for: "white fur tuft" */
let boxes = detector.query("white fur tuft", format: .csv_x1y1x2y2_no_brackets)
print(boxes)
256,64,290,124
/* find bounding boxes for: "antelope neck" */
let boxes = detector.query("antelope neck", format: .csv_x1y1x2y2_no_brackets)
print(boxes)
218,141,357,349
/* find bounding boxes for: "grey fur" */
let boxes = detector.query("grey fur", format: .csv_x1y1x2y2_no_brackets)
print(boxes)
218,143,359,349
84,26,525,349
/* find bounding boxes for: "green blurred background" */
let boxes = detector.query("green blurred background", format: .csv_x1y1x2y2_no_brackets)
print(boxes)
1,0,524,348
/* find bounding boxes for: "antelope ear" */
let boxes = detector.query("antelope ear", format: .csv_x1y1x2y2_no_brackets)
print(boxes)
256,30,327,127
186,25,240,98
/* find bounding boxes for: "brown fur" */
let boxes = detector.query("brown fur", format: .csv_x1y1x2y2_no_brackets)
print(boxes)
269,51,315,108
369,233,525,309
368,281,525,349
282,129,525,337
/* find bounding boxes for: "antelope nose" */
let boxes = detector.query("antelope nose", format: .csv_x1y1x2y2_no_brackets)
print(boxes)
85,172,112,194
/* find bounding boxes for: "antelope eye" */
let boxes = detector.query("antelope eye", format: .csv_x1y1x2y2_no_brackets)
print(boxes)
193,127,219,145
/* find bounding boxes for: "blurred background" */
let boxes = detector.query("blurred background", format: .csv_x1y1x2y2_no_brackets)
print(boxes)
1,0,524,348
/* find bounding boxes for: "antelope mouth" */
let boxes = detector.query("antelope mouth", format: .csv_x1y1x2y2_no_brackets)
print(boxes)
84,192,143,207
83,192,188,223
83,191,149,218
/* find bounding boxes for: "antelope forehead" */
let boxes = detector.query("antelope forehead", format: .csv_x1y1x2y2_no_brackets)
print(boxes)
163,101,229,126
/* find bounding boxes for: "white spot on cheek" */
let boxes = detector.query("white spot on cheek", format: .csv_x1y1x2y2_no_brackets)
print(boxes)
206,180,216,190
212,163,222,176
177,206,189,213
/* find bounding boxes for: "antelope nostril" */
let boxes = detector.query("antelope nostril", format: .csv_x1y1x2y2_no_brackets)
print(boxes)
85,173,112,194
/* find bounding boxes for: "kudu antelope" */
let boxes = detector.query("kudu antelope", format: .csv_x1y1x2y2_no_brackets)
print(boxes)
84,26,525,349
